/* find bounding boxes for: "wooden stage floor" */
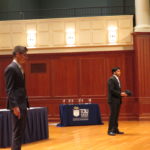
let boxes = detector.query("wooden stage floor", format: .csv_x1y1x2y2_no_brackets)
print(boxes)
1,121,150,150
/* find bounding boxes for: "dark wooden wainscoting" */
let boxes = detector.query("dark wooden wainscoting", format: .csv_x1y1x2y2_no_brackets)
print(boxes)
0,50,137,121
133,32,150,120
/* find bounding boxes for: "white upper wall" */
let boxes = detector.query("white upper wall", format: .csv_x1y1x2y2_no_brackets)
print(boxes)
0,15,133,54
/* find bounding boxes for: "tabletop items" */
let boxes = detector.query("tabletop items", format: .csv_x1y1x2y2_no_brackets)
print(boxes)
62,98,92,104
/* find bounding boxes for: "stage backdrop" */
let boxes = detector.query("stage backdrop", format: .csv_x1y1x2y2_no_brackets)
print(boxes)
0,49,138,121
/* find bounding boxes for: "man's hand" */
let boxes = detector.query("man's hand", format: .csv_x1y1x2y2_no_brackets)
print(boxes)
121,92,127,97
12,107,21,119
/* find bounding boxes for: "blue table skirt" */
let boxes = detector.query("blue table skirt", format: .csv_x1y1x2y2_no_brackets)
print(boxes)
0,107,49,148
57,104,103,127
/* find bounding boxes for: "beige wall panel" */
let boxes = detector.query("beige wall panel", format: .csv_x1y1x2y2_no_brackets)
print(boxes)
107,20,118,28
91,20,105,29
11,24,25,33
65,22,75,30
92,30,107,44
0,15,133,53
118,29,132,43
48,24,53,46
119,19,133,28
26,23,37,31
79,30,91,45
0,34,12,48
37,32,50,46
0,24,11,33
53,32,65,46
52,22,64,31
12,33,26,46
79,21,91,29
74,22,80,45
37,23,49,31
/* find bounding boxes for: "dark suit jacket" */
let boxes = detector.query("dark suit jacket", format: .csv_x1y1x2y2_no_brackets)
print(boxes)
4,62,29,109
107,75,122,104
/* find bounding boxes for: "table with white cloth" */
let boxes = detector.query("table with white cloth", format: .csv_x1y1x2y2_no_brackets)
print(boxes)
0,107,49,148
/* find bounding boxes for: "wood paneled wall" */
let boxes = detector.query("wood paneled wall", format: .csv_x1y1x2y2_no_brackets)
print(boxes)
133,32,150,120
0,50,138,121
0,15,133,51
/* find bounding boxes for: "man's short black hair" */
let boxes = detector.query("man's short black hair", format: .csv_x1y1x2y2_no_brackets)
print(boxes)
12,46,28,56
112,67,120,74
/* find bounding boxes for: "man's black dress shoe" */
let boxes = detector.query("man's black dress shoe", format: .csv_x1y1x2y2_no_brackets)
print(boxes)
108,131,116,136
115,130,124,134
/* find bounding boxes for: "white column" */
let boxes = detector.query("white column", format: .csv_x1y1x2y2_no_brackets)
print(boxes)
134,0,150,32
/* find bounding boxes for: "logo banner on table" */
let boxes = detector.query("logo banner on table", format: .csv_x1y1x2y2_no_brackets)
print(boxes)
73,106,89,121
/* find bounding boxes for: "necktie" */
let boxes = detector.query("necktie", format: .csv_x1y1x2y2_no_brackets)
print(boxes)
20,66,24,75
118,79,121,87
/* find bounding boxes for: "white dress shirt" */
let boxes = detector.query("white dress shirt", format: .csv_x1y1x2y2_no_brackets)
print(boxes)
113,75,121,87
13,59,24,74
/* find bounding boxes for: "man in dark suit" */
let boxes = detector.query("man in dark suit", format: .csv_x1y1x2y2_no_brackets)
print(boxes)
107,67,127,136
4,46,29,150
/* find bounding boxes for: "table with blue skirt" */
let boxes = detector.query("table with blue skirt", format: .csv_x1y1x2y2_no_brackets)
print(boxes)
57,103,103,127
0,107,49,148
